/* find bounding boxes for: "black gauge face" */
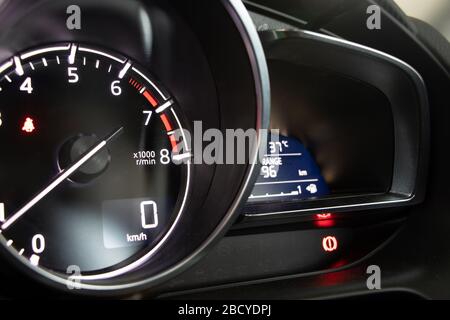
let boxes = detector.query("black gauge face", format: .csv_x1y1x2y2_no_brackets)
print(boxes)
0,44,191,283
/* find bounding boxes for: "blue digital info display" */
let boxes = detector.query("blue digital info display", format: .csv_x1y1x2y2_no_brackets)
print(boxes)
248,134,329,202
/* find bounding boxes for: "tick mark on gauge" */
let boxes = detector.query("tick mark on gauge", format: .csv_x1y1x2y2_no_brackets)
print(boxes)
172,153,191,161
156,100,173,114
14,56,24,76
68,44,78,65
56,56,61,65
6,239,13,247
29,62,35,70
42,58,48,67
108,64,112,73
5,75,12,83
18,249,24,256
83,57,86,66
95,60,100,69
118,61,131,79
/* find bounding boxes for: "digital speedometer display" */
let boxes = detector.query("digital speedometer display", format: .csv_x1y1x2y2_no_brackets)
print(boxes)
0,43,190,280
248,134,329,203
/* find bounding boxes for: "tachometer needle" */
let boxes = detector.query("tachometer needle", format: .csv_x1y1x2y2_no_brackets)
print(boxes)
1,127,124,231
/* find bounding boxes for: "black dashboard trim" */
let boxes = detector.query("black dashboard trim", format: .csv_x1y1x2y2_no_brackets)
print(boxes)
243,29,429,218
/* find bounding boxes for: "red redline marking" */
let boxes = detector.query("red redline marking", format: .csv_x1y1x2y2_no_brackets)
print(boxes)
160,114,177,152
129,78,143,91
127,77,175,150
143,90,158,107
127,77,175,151
160,114,172,131
128,77,147,96
169,135,178,152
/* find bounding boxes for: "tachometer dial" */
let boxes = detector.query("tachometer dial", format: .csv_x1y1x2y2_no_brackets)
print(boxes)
0,43,191,282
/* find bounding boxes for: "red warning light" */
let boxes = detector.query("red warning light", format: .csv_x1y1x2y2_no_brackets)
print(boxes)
322,236,338,252
315,219,335,228
317,213,332,219
21,117,35,133
315,213,335,227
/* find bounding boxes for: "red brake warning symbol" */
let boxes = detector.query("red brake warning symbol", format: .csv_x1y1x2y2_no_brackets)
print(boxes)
322,236,338,252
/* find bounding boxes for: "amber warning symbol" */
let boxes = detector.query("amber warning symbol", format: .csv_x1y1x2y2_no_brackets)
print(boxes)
22,117,35,133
